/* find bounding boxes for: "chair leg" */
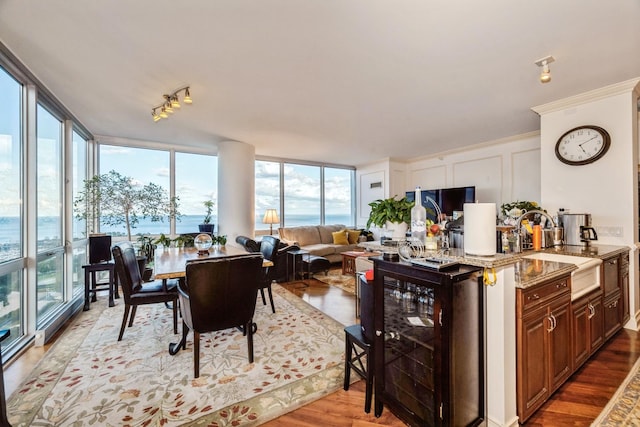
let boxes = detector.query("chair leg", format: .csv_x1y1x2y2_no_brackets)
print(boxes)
344,333,352,390
128,305,138,327
118,305,130,341
246,320,254,364
267,284,276,313
194,331,200,378
172,298,178,334
259,288,267,305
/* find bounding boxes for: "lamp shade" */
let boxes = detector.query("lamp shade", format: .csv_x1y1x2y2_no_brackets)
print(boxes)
262,209,279,224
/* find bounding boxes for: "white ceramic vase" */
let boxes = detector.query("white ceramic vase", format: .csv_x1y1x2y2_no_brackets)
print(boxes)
385,221,408,239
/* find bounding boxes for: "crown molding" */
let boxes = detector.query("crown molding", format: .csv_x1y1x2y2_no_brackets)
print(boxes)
532,77,640,115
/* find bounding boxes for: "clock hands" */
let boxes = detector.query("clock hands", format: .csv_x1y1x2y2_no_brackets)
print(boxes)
577,135,598,153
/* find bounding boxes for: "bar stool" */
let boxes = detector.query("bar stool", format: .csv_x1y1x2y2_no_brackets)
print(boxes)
343,324,374,413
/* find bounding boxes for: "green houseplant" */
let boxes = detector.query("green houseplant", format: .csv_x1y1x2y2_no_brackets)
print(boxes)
199,200,215,233
366,196,413,229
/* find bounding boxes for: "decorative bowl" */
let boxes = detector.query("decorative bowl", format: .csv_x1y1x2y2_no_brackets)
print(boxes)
194,233,213,255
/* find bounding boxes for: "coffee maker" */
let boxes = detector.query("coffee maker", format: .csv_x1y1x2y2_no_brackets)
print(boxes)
561,213,598,247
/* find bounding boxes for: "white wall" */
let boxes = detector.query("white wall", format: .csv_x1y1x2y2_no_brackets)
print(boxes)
533,78,640,330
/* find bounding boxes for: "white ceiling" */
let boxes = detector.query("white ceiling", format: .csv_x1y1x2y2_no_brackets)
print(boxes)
1,0,639,167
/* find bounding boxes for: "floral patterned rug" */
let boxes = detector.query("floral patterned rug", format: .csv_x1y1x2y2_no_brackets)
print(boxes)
592,356,640,426
314,269,356,295
7,284,346,426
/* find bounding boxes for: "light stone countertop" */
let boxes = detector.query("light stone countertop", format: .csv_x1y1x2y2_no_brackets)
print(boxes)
358,240,629,289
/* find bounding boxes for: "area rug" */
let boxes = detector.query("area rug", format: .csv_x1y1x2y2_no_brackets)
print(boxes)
314,269,356,295
7,283,346,426
592,357,640,426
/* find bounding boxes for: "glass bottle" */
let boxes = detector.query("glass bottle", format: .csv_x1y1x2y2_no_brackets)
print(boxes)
411,186,427,243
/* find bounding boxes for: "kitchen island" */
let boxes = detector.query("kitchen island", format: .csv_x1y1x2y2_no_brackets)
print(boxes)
358,241,629,426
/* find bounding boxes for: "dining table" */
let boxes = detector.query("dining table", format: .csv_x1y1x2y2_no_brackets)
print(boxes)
153,245,273,280
153,245,273,355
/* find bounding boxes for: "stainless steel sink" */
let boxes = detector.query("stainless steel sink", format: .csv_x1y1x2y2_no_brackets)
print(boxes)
522,252,602,300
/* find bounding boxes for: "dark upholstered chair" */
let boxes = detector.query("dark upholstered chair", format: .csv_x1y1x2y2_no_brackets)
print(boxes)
259,236,280,313
112,242,179,341
176,254,263,378
235,235,299,283
235,235,261,252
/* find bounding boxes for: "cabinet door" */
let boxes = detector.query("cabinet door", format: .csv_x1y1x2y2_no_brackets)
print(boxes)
549,299,572,392
603,256,619,297
571,297,589,369
603,292,622,339
517,307,549,421
589,296,604,353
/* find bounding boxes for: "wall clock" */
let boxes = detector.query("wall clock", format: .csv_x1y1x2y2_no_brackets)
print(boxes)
555,125,611,166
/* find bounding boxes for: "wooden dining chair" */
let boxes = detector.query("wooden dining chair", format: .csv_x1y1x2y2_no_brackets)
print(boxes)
111,242,179,341
175,254,263,378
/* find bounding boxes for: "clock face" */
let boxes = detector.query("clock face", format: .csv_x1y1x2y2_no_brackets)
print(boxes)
555,125,610,165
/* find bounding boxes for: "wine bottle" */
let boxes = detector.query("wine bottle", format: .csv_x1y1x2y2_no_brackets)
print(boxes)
411,186,427,243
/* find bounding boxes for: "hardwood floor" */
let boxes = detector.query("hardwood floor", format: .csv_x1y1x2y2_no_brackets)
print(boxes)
4,269,640,426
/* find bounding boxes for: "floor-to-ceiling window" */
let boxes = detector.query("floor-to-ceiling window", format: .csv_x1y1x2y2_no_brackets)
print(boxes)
175,152,218,234
98,145,171,238
324,167,355,226
255,159,355,231
0,65,24,348
35,104,65,326
284,163,321,226
70,130,87,297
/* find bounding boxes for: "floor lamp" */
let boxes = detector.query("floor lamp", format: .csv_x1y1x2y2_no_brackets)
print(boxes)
262,209,279,235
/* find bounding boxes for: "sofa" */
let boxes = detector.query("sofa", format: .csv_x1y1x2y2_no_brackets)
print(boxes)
277,224,360,264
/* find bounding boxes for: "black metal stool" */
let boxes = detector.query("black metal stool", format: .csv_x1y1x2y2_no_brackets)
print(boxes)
343,324,374,413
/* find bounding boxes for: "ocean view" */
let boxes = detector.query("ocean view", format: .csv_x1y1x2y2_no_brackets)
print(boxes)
0,214,355,245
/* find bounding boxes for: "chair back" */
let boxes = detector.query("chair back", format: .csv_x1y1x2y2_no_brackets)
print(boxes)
112,242,143,302
260,236,280,262
182,254,263,333
235,235,261,253
89,235,112,263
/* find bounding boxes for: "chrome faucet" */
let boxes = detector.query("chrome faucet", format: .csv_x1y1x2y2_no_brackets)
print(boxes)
513,209,557,252
514,209,557,230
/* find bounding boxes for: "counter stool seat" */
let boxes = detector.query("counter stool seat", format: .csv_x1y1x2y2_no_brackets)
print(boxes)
344,324,374,413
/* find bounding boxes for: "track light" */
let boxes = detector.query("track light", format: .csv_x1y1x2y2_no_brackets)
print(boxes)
183,87,193,104
534,56,555,84
151,86,192,122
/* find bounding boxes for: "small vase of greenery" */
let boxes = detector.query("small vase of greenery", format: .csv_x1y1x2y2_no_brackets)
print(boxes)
199,200,215,233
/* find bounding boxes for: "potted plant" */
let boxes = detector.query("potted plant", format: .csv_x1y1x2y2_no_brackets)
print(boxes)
154,233,172,249
366,196,413,239
199,200,215,233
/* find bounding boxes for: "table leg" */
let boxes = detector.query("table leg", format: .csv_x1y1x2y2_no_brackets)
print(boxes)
91,271,98,302
169,321,188,355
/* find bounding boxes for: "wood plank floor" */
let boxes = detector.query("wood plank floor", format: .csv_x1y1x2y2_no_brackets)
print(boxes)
4,269,640,426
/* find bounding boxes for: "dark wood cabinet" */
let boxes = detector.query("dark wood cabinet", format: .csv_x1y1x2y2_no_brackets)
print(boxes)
372,257,484,427
571,289,603,370
602,253,626,338
516,275,571,423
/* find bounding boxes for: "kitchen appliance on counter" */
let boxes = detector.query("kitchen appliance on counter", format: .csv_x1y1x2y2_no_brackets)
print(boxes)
561,213,598,247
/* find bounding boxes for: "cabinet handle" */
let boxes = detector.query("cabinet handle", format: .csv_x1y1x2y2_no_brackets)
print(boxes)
609,301,618,309
547,314,556,332
556,281,567,289
588,303,595,319
528,294,541,301
376,330,382,336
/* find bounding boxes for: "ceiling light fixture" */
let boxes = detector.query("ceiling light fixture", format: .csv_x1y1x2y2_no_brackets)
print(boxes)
151,86,192,122
534,56,555,84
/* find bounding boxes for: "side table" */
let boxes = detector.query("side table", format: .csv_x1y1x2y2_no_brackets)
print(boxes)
287,249,310,283
82,262,117,311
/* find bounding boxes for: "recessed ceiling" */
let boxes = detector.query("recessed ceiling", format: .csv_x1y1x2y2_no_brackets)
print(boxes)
1,0,639,166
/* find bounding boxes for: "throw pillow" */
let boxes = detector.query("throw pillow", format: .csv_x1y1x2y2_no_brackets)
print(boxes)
346,229,361,245
332,230,349,245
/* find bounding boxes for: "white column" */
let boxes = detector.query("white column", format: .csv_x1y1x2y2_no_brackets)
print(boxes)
217,140,255,243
